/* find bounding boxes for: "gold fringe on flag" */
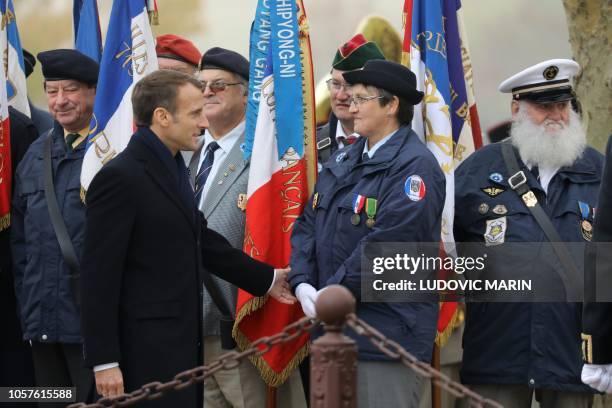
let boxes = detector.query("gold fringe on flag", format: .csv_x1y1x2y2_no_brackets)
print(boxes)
232,295,310,387
435,306,464,347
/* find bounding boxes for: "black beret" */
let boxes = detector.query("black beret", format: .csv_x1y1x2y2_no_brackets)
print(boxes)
199,47,249,81
37,49,99,85
22,49,35,78
343,60,423,104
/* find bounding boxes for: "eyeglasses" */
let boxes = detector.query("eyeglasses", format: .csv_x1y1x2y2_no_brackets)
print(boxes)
326,79,351,93
349,95,384,106
201,80,242,93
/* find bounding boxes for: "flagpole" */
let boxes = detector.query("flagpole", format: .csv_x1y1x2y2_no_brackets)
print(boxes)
431,345,441,408
266,387,277,408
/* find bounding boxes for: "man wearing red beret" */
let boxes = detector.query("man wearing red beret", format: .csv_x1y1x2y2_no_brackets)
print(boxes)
156,34,201,75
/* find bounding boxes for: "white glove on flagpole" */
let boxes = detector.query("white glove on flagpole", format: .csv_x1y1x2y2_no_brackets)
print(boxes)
582,364,612,393
295,283,318,318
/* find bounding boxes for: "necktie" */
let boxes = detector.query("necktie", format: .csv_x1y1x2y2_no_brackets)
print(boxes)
65,133,79,153
194,141,220,204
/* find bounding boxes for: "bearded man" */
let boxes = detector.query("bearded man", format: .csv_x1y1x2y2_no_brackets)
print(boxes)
453,59,603,408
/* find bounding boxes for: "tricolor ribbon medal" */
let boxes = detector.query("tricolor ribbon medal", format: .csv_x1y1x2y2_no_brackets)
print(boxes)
351,194,365,225
365,197,377,228
578,201,593,241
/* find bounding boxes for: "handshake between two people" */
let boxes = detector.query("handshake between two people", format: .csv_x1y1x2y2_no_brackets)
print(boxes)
269,267,297,304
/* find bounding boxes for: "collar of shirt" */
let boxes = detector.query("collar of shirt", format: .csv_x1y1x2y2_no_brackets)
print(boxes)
63,125,90,149
335,123,359,149
527,163,559,195
198,121,244,168
362,128,399,159
196,121,244,208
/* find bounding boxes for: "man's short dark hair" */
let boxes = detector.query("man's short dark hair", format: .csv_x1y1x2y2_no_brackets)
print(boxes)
377,87,414,126
132,70,202,126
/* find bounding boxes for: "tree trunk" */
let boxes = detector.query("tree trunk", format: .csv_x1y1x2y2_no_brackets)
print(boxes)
562,0,612,152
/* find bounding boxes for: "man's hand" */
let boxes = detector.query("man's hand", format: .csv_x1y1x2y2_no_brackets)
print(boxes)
269,267,297,304
95,366,124,398
582,363,612,393
296,283,318,318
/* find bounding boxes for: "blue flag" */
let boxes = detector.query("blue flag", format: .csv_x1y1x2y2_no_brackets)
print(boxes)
81,0,158,190
0,0,30,116
73,0,103,62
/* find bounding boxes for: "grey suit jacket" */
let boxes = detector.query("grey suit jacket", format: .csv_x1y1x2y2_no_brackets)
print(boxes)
189,131,249,336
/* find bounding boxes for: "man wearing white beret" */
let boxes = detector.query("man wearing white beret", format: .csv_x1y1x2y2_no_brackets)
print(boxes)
454,59,604,407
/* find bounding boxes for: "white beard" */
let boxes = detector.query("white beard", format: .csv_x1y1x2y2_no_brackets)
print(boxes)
510,105,587,169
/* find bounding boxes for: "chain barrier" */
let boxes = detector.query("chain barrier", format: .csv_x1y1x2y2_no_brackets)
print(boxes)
69,313,501,408
345,314,503,408
67,317,316,408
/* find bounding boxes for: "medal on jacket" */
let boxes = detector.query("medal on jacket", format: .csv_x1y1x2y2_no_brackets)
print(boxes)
351,194,365,225
237,193,247,211
365,197,377,228
578,201,593,241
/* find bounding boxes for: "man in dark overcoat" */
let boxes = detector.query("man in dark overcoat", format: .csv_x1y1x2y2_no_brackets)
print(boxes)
80,70,294,407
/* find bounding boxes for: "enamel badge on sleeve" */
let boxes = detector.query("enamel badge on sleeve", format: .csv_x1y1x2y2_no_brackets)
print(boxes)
405,175,426,202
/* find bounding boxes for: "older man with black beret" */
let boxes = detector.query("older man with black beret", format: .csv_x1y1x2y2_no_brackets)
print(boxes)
190,47,306,408
10,48,99,405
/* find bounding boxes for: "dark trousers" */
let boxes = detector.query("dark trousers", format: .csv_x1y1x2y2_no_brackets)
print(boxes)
31,342,95,407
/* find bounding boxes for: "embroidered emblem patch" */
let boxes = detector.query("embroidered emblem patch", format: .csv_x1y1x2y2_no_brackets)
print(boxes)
404,175,426,202
543,65,559,80
484,217,507,246
481,186,505,197
336,152,347,163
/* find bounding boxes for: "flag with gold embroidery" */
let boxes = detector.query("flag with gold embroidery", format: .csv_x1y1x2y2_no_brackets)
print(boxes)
81,0,158,191
233,0,316,387
402,0,482,345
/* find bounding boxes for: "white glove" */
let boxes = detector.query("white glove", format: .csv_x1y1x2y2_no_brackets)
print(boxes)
582,363,612,393
295,283,318,318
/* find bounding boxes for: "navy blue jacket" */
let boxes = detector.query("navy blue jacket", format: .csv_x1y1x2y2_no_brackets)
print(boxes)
289,125,445,362
455,142,604,391
11,122,86,344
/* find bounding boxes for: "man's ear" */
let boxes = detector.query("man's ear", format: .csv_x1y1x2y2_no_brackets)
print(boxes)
511,100,520,118
152,107,169,127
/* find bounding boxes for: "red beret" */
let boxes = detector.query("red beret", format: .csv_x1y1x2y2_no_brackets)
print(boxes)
155,34,201,67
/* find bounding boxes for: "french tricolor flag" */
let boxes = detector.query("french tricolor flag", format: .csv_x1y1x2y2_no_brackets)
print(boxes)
81,0,158,191
233,0,317,386
0,0,30,117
